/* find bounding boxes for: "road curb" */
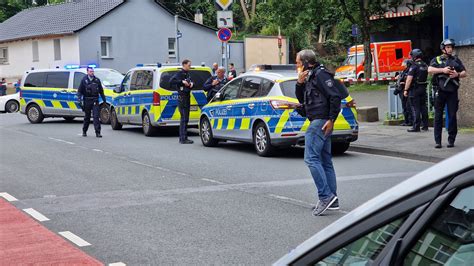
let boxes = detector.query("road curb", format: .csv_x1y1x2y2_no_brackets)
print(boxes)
349,145,443,163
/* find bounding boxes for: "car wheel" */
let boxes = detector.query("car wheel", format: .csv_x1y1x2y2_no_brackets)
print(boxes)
200,117,218,147
6,100,19,113
142,112,157,136
26,104,44,123
332,142,350,155
63,117,75,122
110,108,122,130
253,122,276,157
100,104,111,124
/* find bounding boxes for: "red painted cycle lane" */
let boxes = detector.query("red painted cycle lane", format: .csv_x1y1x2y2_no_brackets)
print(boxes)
0,198,103,265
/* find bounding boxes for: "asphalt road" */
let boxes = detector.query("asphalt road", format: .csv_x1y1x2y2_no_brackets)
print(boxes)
0,113,434,265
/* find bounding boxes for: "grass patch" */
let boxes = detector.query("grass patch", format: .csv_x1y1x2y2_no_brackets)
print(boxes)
348,83,387,92
459,127,474,134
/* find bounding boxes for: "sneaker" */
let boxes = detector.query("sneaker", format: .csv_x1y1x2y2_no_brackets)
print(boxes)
180,139,194,144
312,195,338,216
435,143,442,149
421,127,429,131
96,133,102,138
407,128,420,132
327,198,340,210
447,142,454,148
82,132,87,137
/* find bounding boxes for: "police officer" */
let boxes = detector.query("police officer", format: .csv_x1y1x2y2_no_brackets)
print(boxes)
77,67,106,138
403,49,429,132
170,59,194,144
395,59,413,126
295,49,342,216
429,39,467,148
203,67,228,102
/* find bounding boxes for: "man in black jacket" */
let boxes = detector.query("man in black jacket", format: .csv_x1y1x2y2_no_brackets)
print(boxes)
295,49,342,216
77,67,106,138
170,59,194,144
203,67,228,102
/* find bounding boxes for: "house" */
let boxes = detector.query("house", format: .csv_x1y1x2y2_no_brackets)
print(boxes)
0,0,222,79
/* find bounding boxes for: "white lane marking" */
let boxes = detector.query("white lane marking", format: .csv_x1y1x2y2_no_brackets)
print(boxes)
201,178,226,185
58,231,91,247
0,192,18,201
268,194,313,206
48,137,75,145
23,208,50,222
93,149,103,152
109,263,126,266
348,151,435,164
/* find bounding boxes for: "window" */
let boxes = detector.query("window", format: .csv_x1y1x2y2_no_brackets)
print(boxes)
45,72,69,88
101,37,111,58
24,72,47,87
159,70,211,91
73,72,86,90
0,47,8,64
130,70,153,91
32,41,39,62
395,48,403,60
120,72,132,92
53,39,61,60
239,77,262,98
404,186,474,265
316,217,406,265
168,38,176,58
94,69,124,87
257,78,274,97
220,78,242,101
280,80,297,98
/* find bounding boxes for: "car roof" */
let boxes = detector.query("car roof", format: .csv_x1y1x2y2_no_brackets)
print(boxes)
25,68,115,74
128,65,212,73
274,147,474,265
240,71,297,82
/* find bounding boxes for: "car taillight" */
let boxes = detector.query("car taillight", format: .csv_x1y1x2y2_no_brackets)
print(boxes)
153,91,160,106
270,100,300,109
345,100,356,108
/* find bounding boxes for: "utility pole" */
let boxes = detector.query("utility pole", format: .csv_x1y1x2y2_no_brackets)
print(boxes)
175,15,180,63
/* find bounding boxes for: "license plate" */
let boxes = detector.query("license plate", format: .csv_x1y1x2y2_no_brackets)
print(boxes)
190,105,198,111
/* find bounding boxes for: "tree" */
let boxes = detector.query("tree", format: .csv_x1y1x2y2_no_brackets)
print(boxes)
0,0,65,22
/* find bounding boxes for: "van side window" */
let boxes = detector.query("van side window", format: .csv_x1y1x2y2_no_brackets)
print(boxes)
131,70,153,91
73,72,86,90
24,72,46,87
45,72,69,88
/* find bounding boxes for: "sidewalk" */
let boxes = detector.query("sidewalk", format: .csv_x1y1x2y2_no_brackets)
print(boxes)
350,122,473,162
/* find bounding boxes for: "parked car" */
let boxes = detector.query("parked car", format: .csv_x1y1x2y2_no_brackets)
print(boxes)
274,147,474,265
0,92,20,113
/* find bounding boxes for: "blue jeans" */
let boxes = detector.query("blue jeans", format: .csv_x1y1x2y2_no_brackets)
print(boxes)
304,119,337,201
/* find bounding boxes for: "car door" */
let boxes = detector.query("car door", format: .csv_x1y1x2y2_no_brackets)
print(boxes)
208,77,242,138
129,70,153,124
22,72,46,110
115,71,132,124
232,76,264,140
71,72,86,117
42,71,70,116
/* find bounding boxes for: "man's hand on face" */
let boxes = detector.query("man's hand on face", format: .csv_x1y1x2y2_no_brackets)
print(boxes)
212,79,220,86
298,70,309,84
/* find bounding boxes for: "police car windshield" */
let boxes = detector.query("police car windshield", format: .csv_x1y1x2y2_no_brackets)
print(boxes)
94,69,124,87
280,80,297,98
160,70,211,91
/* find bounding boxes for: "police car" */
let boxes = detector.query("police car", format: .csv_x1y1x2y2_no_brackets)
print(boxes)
109,63,212,136
19,65,123,123
199,71,358,156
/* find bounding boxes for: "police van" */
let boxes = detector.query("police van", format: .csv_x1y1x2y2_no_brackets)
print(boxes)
109,64,212,136
199,70,358,156
20,66,123,124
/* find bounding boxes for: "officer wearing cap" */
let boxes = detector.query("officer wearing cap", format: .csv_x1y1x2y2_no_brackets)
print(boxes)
404,49,429,132
77,67,106,138
170,59,194,144
428,39,467,148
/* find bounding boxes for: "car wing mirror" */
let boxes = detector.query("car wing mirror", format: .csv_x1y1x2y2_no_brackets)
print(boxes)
114,86,122,93
214,92,222,101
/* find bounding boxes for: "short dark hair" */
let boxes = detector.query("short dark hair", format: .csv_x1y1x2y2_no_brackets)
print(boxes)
229,63,234,67
86,67,94,71
182,59,191,66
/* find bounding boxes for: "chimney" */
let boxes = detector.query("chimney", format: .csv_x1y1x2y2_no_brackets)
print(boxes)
194,9,203,25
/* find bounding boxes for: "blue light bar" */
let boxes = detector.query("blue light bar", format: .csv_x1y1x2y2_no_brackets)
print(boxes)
65,64,80,69
157,63,162,68
87,64,97,68
136,64,144,67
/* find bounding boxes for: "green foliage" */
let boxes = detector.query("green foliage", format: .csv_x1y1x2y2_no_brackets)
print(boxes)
0,0,65,22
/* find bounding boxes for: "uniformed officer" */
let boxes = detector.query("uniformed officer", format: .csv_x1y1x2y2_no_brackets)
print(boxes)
428,39,467,148
170,59,194,144
203,67,228,102
403,49,429,132
295,49,342,216
395,59,413,126
77,67,106,138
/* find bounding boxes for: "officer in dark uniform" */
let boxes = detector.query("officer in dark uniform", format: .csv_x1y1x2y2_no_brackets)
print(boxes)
203,67,228,102
77,67,106,138
295,49,344,217
429,39,467,148
170,59,194,144
394,59,413,126
403,49,429,132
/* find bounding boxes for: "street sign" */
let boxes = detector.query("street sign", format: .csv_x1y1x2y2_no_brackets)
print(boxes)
177,30,182,39
215,0,233,10
217,28,232,42
217,11,233,28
